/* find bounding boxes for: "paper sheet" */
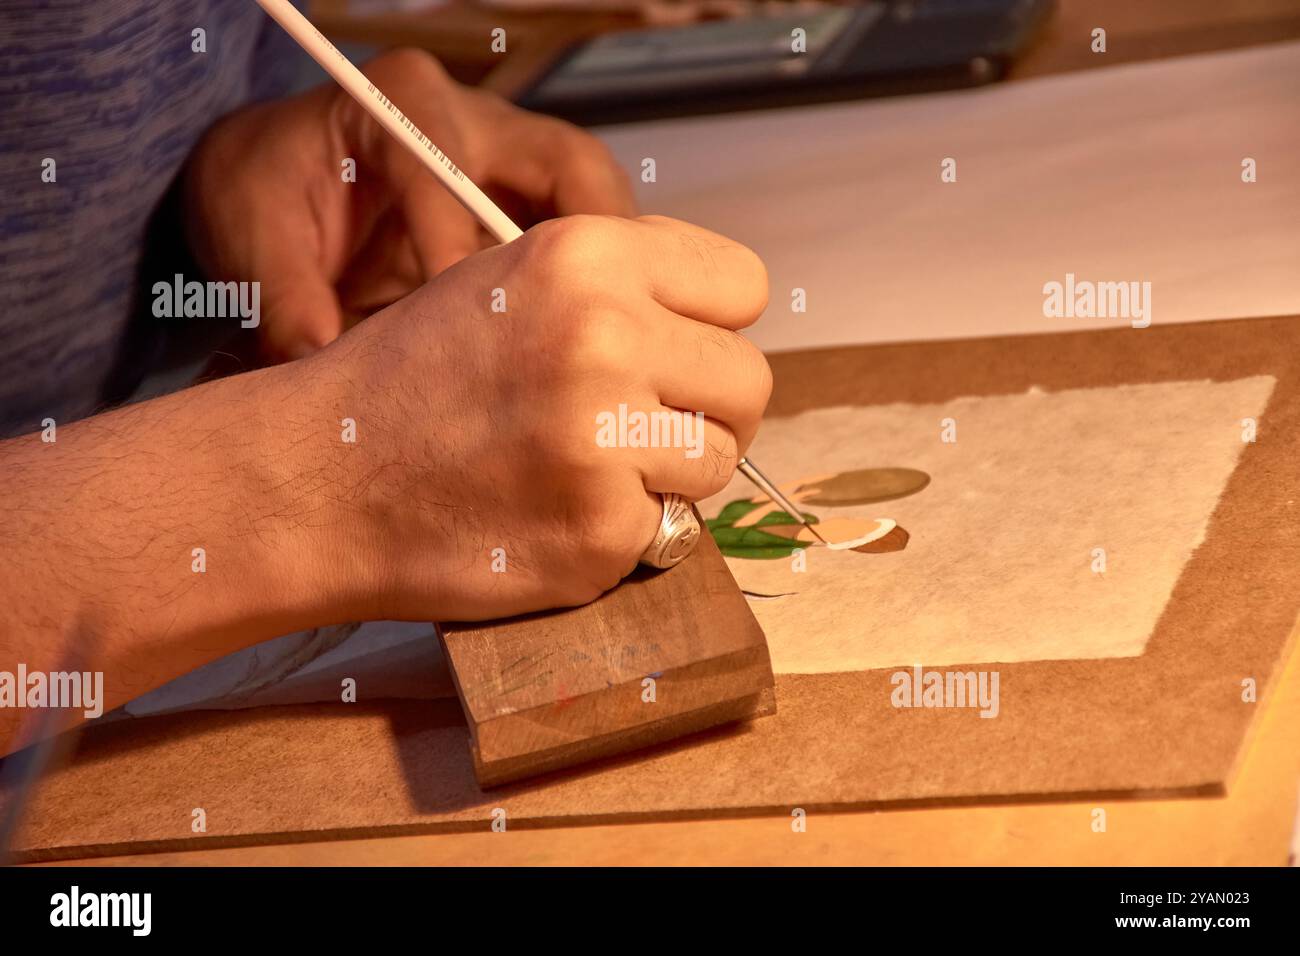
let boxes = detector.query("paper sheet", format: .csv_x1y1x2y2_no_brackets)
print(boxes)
700,376,1276,673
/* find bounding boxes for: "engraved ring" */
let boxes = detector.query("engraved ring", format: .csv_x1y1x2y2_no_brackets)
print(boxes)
638,493,701,569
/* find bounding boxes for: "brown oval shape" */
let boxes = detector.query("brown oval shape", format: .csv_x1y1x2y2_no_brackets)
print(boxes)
800,468,931,506
852,524,910,554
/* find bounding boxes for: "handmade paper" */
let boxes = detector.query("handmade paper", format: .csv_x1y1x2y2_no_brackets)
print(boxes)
701,377,1276,674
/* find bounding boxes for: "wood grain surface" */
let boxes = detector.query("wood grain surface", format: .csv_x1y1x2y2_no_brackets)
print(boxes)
438,520,775,787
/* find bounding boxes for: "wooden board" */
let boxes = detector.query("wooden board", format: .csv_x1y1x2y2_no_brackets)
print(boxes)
32,635,1300,867
437,516,776,787
5,316,1299,861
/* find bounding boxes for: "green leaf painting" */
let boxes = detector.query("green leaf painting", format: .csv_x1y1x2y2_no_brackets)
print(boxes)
706,499,821,559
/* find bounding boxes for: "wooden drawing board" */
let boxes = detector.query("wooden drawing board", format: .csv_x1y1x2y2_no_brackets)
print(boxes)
4,316,1298,861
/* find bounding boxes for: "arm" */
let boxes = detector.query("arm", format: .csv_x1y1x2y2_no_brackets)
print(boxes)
0,213,772,759
0,358,360,753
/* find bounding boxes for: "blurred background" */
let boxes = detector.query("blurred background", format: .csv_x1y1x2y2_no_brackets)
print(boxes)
303,0,1300,113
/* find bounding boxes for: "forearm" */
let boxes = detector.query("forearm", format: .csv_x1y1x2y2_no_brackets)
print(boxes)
0,359,369,754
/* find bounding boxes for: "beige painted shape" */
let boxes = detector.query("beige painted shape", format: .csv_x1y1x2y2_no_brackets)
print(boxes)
701,376,1276,674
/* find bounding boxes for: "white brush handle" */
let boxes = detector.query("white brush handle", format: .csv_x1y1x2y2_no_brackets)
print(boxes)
255,0,523,244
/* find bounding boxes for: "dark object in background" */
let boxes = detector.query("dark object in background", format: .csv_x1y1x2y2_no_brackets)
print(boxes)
516,0,1056,126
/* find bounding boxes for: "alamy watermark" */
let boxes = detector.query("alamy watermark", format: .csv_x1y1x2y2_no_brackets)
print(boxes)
152,273,260,328
50,886,151,936
1043,272,1151,328
596,404,705,459
0,664,103,718
890,665,999,718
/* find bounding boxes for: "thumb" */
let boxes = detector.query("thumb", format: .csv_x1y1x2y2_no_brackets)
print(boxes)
256,263,345,364
401,175,486,278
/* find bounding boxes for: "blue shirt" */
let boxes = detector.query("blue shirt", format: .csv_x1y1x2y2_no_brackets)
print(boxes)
0,0,300,438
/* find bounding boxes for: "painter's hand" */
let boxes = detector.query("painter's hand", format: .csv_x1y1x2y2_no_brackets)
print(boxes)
183,48,636,362
303,215,770,620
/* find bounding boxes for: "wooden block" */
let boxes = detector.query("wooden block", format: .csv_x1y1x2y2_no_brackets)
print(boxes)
437,510,776,787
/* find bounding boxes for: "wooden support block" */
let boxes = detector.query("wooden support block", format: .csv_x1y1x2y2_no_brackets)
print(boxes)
437,512,776,788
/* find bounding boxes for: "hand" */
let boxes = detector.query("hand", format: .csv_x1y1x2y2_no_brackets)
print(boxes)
302,214,771,620
183,48,637,362
0,215,767,750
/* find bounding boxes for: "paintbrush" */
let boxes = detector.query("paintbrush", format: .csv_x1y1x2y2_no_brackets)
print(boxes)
254,0,818,542
737,457,829,545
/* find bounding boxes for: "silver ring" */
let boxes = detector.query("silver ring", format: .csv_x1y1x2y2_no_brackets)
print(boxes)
639,493,701,569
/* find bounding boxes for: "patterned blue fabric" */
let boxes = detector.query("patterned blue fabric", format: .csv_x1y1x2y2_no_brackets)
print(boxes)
0,1,301,437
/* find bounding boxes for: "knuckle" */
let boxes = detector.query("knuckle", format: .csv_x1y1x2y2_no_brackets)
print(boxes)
636,214,676,228
572,505,645,593
675,229,723,275
732,244,770,325
371,47,447,83
747,341,774,406
564,126,619,169
702,329,772,409
522,215,616,278
552,421,610,481
702,324,748,365
546,306,636,386
577,308,636,372
697,433,739,499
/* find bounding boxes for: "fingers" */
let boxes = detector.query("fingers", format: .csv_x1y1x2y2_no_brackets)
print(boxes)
253,223,346,361
520,215,769,332
636,412,740,501
527,216,770,451
354,51,636,275
646,308,772,454
513,215,771,489
347,51,486,275
399,112,634,267
628,485,669,578
353,105,481,276
551,140,638,218
629,216,769,329
335,211,425,318
479,102,638,218
400,175,486,277
596,402,739,501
